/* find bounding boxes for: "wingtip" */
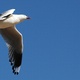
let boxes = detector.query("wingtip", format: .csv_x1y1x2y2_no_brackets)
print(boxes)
12,66,20,75
13,70,19,75
12,67,19,75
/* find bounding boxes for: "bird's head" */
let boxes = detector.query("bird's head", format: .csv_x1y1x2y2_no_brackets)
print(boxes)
18,14,30,22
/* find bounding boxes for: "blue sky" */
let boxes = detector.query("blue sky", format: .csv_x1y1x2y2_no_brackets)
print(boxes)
0,0,80,80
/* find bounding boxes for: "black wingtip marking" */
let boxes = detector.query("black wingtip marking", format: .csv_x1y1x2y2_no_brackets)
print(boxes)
13,71,19,75
12,67,19,75
9,51,22,75
13,51,22,67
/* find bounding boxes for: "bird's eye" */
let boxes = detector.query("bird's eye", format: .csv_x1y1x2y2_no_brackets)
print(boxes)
3,14,11,18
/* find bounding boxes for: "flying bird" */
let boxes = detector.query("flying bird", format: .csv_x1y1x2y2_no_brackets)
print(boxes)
0,9,30,75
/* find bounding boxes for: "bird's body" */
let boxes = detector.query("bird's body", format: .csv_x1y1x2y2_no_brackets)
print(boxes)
0,9,28,29
0,14,23,28
0,9,30,75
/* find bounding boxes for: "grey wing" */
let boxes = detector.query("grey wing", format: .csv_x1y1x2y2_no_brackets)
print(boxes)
0,9,15,20
0,26,23,75
1,9,15,18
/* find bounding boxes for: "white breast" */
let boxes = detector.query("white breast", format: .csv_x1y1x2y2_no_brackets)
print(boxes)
0,15,20,29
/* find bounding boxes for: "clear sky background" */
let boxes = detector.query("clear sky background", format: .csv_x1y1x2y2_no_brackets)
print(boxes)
0,0,80,80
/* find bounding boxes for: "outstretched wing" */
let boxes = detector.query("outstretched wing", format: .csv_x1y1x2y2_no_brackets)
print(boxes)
0,26,23,75
0,9,15,20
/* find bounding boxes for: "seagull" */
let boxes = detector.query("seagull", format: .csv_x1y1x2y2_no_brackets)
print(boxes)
0,9,30,75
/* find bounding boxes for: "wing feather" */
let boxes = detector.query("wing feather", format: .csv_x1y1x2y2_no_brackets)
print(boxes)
0,26,23,75
1,9,15,18
0,9,15,20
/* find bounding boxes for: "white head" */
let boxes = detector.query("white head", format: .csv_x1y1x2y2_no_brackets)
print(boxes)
18,14,30,22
